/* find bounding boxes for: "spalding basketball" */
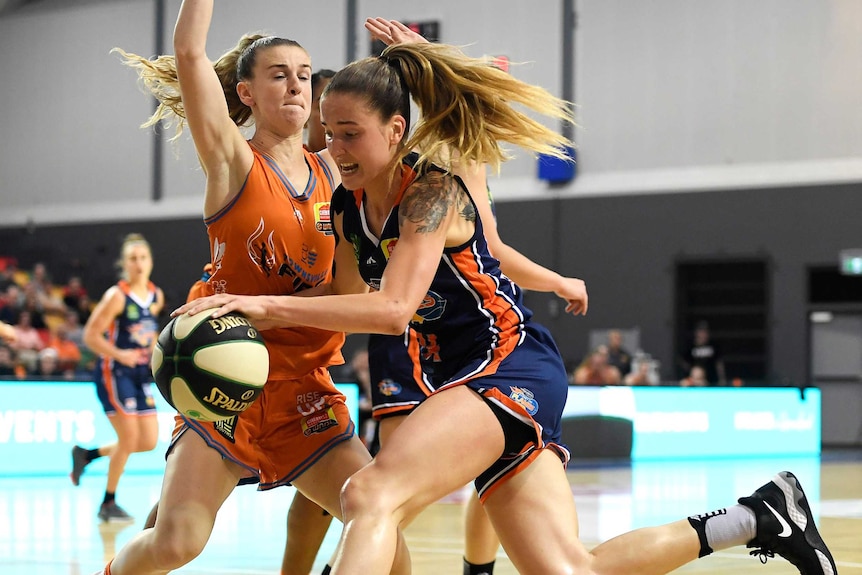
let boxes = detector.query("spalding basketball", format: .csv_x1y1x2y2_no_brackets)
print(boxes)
151,307,269,422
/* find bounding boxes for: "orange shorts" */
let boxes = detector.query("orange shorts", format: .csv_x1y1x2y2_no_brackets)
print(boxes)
169,366,354,490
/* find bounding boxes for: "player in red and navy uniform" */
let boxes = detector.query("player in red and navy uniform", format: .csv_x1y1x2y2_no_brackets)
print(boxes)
72,233,164,524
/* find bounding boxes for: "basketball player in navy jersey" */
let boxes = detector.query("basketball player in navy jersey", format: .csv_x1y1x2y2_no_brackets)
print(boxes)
178,24,835,575
285,47,589,574
72,233,164,523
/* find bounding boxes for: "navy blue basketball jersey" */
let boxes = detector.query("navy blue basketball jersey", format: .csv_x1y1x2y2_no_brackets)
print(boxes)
332,153,533,390
110,280,160,357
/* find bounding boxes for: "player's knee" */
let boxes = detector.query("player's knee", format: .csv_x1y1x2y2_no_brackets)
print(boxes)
340,467,389,519
137,434,158,452
148,515,210,568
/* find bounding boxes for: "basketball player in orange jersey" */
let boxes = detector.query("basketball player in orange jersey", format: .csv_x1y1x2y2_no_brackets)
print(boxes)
98,1,411,574
177,28,836,575
71,233,164,524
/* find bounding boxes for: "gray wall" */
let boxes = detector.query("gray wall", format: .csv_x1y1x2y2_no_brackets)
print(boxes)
1,1,861,440
2,181,859,389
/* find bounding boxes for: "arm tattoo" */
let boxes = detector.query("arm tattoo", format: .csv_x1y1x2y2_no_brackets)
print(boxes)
400,171,459,233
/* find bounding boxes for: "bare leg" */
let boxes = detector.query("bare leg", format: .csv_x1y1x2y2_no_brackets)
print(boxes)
105,413,159,494
484,449,699,575
109,430,244,574
331,387,504,575
281,491,334,575
463,490,500,567
292,435,411,575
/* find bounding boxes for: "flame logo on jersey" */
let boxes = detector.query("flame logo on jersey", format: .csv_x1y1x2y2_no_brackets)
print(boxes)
509,386,539,416
411,290,447,324
212,238,226,272
247,217,277,275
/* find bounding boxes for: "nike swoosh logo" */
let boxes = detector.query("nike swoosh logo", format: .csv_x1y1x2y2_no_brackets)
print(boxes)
764,501,792,537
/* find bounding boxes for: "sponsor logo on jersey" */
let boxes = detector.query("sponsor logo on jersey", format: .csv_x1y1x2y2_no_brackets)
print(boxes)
381,238,398,260
314,202,333,235
509,386,539,416
302,407,338,436
411,291,447,324
214,415,237,442
126,304,140,321
301,243,319,268
378,379,402,397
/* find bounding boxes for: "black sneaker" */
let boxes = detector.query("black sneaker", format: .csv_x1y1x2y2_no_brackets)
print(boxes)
98,501,135,524
70,445,89,486
738,471,837,575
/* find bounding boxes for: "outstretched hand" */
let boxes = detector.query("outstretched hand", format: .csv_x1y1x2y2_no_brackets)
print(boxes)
555,277,589,316
172,294,277,329
365,17,430,46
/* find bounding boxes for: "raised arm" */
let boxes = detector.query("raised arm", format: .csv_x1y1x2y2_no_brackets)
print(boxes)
456,162,588,316
174,0,252,216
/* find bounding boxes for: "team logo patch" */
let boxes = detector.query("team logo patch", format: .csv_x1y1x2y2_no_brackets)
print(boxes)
411,290,446,324
378,379,402,397
126,304,140,321
509,386,539,416
314,202,333,235
380,238,398,260
214,415,238,442
301,407,338,436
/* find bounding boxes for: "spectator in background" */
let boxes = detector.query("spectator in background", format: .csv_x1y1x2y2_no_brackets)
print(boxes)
62,275,89,312
605,329,632,377
680,365,708,387
72,292,93,325
680,321,726,386
0,284,24,325
27,262,66,315
0,343,17,376
10,310,45,373
0,262,17,292
20,285,48,329
624,361,653,386
34,347,65,378
573,345,622,385
62,309,86,349
47,322,83,376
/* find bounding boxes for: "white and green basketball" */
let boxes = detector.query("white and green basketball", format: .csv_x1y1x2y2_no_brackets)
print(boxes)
151,307,269,422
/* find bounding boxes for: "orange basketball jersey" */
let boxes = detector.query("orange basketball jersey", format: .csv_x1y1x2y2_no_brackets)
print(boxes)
204,145,343,378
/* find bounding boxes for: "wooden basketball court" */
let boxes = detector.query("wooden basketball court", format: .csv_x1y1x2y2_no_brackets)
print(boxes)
2,451,860,575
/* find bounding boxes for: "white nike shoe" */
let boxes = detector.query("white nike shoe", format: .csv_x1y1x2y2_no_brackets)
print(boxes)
738,471,837,575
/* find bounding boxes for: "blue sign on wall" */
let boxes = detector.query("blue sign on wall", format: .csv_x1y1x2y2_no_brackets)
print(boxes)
562,386,821,459
0,380,359,477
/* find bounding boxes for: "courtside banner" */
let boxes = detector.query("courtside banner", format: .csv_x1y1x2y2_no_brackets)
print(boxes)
0,380,359,476
561,386,821,459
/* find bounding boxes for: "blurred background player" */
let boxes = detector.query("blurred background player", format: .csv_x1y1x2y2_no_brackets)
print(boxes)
71,233,164,523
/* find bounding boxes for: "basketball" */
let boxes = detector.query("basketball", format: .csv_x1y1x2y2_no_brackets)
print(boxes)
151,307,269,422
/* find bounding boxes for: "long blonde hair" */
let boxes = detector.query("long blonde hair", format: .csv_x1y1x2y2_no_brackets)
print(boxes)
323,42,575,173
112,35,305,138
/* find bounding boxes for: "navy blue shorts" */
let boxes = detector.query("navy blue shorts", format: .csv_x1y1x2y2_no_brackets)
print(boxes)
94,359,157,416
368,332,430,420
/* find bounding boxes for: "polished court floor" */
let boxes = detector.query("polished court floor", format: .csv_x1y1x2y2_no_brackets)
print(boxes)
2,451,861,575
